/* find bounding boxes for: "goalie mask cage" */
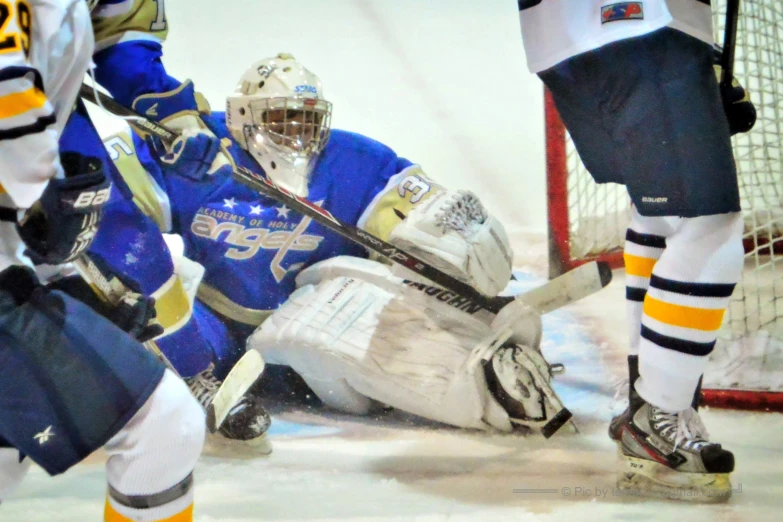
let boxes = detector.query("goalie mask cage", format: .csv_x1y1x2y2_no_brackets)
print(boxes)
545,1,783,411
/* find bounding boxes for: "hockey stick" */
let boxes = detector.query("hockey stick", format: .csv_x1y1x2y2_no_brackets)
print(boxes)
720,0,740,89
73,253,265,433
72,254,179,375
78,84,611,318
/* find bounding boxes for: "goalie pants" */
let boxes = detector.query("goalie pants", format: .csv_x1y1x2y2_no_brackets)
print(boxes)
539,26,740,218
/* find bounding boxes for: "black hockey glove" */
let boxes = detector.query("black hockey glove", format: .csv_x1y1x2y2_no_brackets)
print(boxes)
16,153,111,265
0,265,41,305
713,46,757,135
46,275,164,343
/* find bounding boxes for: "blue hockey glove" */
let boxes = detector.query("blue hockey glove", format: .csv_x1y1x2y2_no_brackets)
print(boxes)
17,153,111,265
133,81,229,181
148,130,223,181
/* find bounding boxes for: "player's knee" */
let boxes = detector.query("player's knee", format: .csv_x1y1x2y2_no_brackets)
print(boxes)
670,212,745,281
0,447,31,502
105,369,205,496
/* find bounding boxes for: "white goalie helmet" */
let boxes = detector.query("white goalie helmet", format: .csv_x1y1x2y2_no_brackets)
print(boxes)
226,53,332,197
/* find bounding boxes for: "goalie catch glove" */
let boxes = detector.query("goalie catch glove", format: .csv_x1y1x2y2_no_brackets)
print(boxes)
16,153,110,265
714,45,756,135
132,81,233,181
388,189,513,297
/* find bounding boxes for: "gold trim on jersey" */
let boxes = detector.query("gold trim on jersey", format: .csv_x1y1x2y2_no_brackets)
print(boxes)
152,274,192,335
361,166,444,241
104,131,171,231
130,80,210,126
92,0,169,52
197,282,273,327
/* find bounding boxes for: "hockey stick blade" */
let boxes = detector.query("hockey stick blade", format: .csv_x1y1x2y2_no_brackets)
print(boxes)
513,261,612,315
206,350,266,433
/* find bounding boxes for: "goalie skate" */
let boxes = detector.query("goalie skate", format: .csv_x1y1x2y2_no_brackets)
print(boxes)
187,364,272,455
484,343,573,438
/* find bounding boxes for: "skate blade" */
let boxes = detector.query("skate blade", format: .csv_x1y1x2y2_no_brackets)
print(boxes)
204,431,273,459
616,450,732,503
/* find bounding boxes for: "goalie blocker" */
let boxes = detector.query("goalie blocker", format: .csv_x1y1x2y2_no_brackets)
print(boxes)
247,256,571,437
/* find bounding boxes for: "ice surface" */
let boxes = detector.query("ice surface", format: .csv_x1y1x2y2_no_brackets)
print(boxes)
3,257,782,521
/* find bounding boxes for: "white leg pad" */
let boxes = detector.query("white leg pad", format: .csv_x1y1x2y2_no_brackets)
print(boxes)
248,256,515,431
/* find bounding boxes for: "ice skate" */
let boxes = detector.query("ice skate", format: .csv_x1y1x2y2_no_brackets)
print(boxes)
187,365,272,455
609,357,734,502
485,343,573,438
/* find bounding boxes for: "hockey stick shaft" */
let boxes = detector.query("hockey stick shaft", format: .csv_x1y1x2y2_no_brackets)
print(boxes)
72,254,181,377
720,0,740,87
79,84,611,317
78,86,496,303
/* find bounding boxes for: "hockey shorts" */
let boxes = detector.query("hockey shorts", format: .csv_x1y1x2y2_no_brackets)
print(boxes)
539,27,740,217
0,275,165,476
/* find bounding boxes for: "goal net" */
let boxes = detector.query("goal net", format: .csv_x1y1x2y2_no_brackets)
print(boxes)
545,0,783,410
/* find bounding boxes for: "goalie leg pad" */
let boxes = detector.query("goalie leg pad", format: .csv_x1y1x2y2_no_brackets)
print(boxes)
248,256,516,431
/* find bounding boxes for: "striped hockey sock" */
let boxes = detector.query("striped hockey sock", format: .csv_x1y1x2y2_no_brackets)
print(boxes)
632,212,744,412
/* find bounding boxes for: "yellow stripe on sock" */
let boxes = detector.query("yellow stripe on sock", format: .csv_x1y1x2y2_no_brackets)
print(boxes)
0,87,47,119
623,253,657,278
643,295,726,331
105,497,194,522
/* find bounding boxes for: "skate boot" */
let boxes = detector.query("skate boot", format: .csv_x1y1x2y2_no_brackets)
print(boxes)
187,365,272,454
609,357,734,502
485,343,573,438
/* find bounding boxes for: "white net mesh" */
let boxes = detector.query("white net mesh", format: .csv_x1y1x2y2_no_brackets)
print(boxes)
558,1,783,395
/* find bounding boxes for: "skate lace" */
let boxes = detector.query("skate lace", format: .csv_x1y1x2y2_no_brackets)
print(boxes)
651,407,712,451
187,365,221,408
436,191,488,235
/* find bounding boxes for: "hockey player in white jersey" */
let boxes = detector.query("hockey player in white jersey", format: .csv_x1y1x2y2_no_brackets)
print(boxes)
103,54,571,439
0,2,205,520
520,0,755,502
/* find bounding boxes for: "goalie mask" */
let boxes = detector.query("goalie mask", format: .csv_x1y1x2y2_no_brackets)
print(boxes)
226,54,332,198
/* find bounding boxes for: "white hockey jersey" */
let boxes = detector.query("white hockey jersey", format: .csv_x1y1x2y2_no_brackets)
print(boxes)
0,0,94,209
520,0,713,73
